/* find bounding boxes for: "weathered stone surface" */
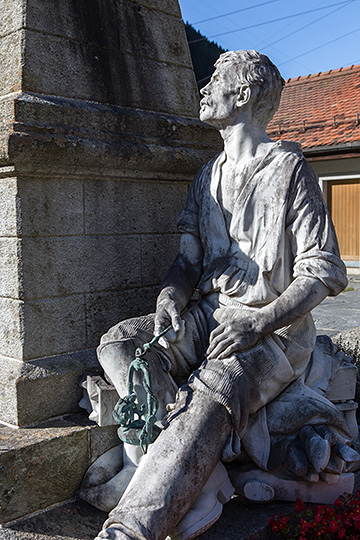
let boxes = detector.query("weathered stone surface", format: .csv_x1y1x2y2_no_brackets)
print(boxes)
21,236,141,299
89,424,120,464
22,32,197,116
0,352,99,427
0,31,22,95
0,298,24,360
0,239,21,298
18,177,83,237
22,297,87,360
0,425,88,523
0,0,221,430
0,0,193,114
85,287,159,349
0,414,118,523
0,0,23,37
84,180,189,235
24,0,188,67
5,93,220,173
0,495,285,540
141,234,180,287
0,176,18,237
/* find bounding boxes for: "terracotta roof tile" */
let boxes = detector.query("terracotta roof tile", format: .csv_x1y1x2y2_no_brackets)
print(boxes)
267,64,360,151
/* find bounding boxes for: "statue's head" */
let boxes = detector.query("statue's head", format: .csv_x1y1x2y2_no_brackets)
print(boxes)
200,50,284,129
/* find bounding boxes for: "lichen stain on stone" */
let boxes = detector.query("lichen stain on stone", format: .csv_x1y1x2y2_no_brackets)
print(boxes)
67,0,164,109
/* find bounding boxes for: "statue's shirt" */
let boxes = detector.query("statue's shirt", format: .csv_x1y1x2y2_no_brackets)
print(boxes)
178,140,347,307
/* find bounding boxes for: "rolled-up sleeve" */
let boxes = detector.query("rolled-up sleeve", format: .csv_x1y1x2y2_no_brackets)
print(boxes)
286,160,348,296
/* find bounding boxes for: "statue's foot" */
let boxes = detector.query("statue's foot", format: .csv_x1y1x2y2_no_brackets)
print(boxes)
168,462,235,540
80,443,144,512
79,465,137,512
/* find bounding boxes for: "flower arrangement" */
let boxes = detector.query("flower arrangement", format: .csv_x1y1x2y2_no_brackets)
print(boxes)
269,491,360,539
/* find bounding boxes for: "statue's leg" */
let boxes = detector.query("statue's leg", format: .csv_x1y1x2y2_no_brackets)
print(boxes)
97,315,179,418
96,390,232,540
80,315,179,512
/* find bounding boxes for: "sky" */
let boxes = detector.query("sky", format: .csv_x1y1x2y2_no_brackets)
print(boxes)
178,0,360,81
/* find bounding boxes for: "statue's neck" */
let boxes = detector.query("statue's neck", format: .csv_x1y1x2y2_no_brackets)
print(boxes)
220,122,272,167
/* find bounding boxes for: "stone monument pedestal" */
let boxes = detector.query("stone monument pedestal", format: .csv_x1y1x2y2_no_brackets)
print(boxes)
0,0,220,522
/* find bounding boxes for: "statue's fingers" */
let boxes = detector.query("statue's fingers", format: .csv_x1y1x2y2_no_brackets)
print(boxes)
208,323,226,342
324,454,344,475
217,342,241,360
206,337,233,359
284,438,308,477
299,425,331,473
166,305,181,333
332,442,360,463
206,328,226,355
314,425,338,446
164,320,186,344
154,312,171,336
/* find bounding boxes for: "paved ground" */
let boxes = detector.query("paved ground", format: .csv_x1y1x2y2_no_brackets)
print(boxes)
312,273,360,339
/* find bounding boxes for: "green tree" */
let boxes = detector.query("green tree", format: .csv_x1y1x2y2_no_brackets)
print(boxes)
184,23,226,92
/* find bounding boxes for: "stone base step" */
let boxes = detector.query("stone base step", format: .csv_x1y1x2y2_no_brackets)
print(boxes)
0,413,118,524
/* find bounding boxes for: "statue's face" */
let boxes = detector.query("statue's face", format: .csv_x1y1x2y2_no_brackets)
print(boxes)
199,64,239,128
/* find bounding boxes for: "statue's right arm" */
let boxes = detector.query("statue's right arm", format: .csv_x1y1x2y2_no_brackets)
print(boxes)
154,232,203,337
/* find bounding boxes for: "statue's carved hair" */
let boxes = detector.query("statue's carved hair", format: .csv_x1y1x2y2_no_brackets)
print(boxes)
215,50,285,128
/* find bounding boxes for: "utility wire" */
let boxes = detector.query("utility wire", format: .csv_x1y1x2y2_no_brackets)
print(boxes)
279,25,360,65
188,1,353,44
185,0,280,26
261,0,355,51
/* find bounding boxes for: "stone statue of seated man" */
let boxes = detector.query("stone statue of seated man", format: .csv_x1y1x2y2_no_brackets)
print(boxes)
82,50,358,540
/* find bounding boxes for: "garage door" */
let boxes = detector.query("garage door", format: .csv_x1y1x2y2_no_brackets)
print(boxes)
327,179,360,260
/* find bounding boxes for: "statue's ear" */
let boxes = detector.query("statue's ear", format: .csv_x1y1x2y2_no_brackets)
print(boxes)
236,84,251,107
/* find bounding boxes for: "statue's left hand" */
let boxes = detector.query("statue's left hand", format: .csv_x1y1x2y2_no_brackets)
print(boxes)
206,313,263,359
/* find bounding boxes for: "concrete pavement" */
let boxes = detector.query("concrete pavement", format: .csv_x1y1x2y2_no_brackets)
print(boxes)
312,273,360,340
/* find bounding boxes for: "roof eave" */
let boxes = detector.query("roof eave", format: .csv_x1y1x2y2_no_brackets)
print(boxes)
303,141,360,158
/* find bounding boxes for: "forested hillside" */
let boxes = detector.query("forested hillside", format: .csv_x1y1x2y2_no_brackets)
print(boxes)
184,23,226,91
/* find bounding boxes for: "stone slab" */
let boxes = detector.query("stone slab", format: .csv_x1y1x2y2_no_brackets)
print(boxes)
85,287,159,349
0,0,23,37
1,463,359,539
23,0,187,66
0,299,24,360
84,179,188,236
18,177,84,238
22,30,197,116
0,494,309,540
23,296,87,360
0,31,22,96
0,351,99,426
0,413,119,524
3,93,221,174
0,239,21,298
141,234,180,287
0,176,18,237
21,235,141,299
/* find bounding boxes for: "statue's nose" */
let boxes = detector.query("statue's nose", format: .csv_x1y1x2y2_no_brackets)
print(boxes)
200,84,210,96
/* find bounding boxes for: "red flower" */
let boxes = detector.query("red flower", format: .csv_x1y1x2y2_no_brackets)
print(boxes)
295,499,306,512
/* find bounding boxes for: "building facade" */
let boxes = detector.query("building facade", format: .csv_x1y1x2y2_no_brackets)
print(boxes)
267,64,360,268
